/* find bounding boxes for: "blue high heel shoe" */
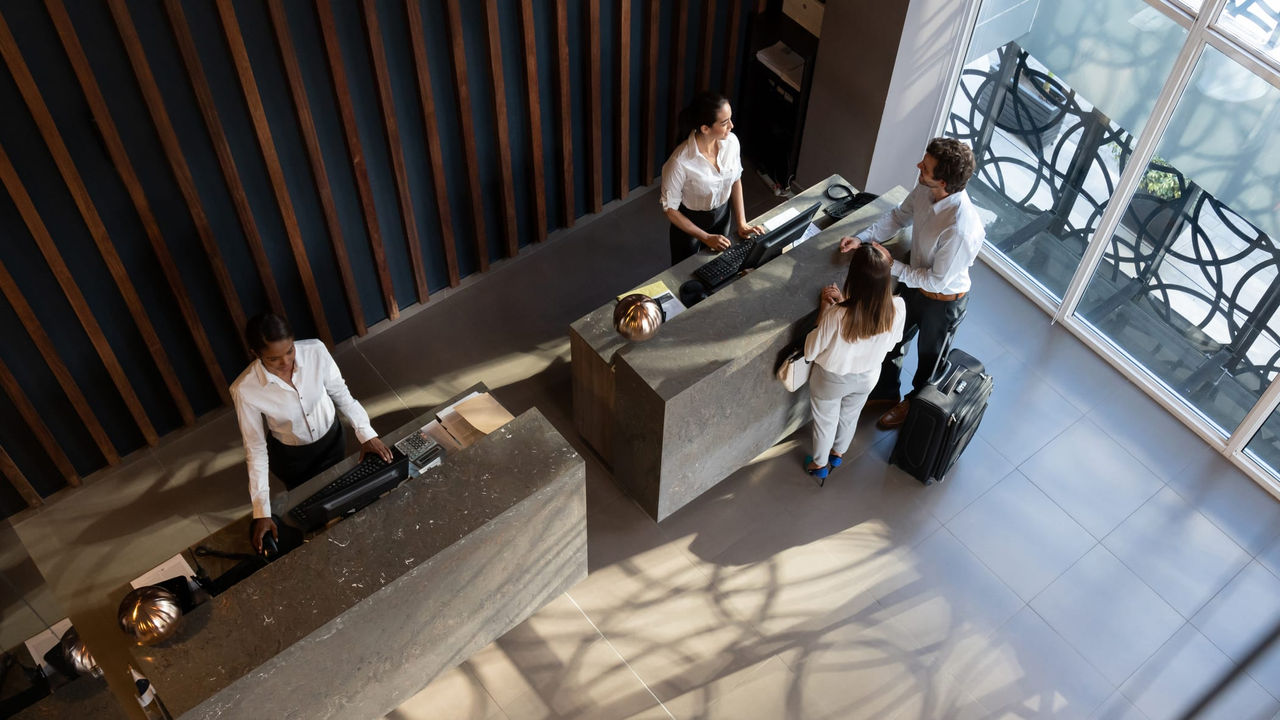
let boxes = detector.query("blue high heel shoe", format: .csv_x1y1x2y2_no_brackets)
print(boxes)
828,454,843,468
804,455,829,486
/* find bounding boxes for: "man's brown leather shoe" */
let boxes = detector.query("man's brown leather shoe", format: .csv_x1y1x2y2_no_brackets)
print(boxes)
877,400,910,430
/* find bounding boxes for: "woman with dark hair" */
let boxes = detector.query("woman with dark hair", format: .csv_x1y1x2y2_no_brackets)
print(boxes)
231,313,392,551
801,243,905,480
659,91,764,264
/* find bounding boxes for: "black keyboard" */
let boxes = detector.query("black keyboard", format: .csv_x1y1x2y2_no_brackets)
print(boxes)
693,239,755,289
823,192,878,220
290,449,410,531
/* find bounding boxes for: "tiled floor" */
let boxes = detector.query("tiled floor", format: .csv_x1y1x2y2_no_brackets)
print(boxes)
6,175,1280,720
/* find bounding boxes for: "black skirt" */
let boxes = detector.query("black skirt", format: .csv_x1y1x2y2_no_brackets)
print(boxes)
266,419,346,490
669,201,731,265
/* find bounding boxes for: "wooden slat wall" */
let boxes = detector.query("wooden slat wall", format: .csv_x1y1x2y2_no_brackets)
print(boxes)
406,0,463,280
0,9,191,431
617,0,631,199
267,0,366,336
484,1,520,258
587,0,602,213
644,0,661,182
45,0,231,403
110,0,249,349
363,0,429,303
517,0,548,242
158,0,287,319
213,0,333,345
445,0,490,272
0,0,753,511
555,0,574,227
315,0,400,321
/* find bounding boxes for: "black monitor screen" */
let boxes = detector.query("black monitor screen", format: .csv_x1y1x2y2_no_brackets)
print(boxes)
744,201,822,270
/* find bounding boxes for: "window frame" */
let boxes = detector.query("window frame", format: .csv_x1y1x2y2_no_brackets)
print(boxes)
933,0,1280,500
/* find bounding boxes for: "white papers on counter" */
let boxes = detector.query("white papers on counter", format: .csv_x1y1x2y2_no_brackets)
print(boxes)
762,206,800,232
782,222,822,254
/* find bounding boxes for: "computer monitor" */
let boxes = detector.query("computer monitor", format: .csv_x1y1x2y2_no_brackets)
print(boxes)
743,201,822,271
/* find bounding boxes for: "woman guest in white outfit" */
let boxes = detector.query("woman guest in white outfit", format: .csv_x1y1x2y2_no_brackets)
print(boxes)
659,91,764,265
803,242,906,480
231,313,392,551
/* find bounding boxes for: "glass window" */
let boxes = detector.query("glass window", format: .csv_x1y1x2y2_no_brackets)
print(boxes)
1075,46,1280,436
1217,0,1280,63
945,0,1187,299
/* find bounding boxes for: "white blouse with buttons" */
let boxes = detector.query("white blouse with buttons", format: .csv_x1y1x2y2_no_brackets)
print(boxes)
231,339,376,518
659,130,744,213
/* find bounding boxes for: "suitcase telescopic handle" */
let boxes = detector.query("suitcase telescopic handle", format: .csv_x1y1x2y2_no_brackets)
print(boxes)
927,306,968,386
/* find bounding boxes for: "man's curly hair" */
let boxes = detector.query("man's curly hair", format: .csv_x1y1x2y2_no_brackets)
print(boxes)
925,137,975,193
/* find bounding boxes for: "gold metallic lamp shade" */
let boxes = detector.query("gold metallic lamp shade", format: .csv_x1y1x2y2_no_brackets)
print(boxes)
59,627,101,678
118,586,182,646
614,293,664,342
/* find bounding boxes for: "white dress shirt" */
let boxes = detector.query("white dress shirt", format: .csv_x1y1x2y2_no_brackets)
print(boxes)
856,184,985,295
804,297,906,375
231,339,377,518
659,131,744,212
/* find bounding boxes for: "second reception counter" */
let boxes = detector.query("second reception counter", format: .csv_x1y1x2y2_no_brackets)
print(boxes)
571,177,908,521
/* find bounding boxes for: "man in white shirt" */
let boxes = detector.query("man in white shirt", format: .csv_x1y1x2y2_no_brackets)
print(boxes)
839,137,985,429
231,313,391,551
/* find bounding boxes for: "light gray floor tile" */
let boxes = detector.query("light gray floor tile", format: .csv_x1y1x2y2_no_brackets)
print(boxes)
977,351,1084,466
659,655,838,720
1087,382,1215,483
781,435,942,555
777,600,990,720
1090,691,1150,720
1192,560,1280,698
915,433,1013,524
867,528,1024,665
1121,623,1279,720
1017,328,1134,415
948,471,1095,601
942,606,1114,719
1168,453,1280,555
1103,486,1250,618
1031,546,1184,685
1022,417,1165,539
1261,531,1280,584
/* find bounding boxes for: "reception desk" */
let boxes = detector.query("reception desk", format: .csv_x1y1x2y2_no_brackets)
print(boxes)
571,177,908,521
126,397,587,719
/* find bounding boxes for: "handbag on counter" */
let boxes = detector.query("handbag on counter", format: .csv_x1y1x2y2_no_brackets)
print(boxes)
776,348,811,392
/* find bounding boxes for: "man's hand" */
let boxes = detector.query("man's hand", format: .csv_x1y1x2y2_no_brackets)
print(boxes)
251,517,278,554
701,234,732,251
839,235,862,253
362,437,394,462
736,223,765,239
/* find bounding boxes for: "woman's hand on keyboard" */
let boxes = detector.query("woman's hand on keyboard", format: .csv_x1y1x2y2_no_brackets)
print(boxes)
361,437,394,462
701,233,731,251
736,223,765,239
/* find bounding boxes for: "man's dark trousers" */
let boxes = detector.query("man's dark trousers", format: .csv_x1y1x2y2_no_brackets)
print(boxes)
870,286,969,402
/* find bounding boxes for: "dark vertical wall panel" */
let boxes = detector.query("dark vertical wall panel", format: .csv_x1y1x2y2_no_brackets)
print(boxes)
0,0,755,515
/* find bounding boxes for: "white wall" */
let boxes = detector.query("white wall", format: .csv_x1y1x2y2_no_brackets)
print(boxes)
864,0,981,193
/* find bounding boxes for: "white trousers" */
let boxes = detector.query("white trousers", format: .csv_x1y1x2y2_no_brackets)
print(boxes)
809,364,878,467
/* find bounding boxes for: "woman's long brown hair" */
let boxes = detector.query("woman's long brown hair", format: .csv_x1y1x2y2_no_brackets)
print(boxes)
837,243,895,342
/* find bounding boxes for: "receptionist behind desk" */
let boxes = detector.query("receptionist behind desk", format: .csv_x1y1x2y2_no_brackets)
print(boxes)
231,313,392,552
660,91,764,265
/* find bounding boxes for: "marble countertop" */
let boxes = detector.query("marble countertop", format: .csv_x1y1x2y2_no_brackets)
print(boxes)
130,407,581,716
572,178,910,400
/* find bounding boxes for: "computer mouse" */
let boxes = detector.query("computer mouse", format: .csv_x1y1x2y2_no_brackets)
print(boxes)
261,533,279,559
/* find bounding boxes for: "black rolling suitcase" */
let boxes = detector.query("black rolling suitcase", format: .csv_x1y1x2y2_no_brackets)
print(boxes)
891,332,993,485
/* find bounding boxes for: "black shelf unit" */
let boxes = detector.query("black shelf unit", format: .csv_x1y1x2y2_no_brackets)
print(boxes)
739,4,820,190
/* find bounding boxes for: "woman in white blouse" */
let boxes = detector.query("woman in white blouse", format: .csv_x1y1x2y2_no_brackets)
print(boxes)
660,92,764,265
802,242,906,480
231,313,392,551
